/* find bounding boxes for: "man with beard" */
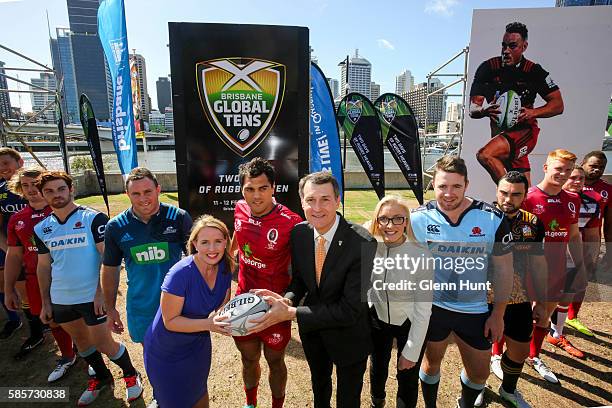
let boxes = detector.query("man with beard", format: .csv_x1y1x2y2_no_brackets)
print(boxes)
469,22,564,186
475,171,548,408
34,172,143,406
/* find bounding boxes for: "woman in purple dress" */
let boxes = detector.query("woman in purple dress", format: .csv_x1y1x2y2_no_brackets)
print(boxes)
144,215,233,408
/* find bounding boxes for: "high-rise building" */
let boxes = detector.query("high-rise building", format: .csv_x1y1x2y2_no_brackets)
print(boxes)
326,78,339,100
446,102,463,122
156,76,172,112
50,28,79,124
403,79,446,129
0,61,11,119
30,73,56,122
149,110,165,128
67,0,110,121
395,69,414,95
164,106,174,131
130,53,150,121
338,50,372,98
310,46,318,65
437,120,460,134
556,0,611,5
370,81,381,101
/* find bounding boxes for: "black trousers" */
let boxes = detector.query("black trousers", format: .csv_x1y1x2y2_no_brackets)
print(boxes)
302,332,368,408
370,307,424,408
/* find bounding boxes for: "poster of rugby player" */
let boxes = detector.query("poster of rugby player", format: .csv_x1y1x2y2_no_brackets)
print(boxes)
463,7,612,201
469,21,563,187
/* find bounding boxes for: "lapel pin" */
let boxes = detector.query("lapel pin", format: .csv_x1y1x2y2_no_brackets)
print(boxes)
338,241,343,246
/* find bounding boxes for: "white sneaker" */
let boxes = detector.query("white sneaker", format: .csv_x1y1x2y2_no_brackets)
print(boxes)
77,376,113,406
47,355,77,383
124,372,143,402
527,357,558,383
491,354,504,380
474,389,485,407
87,365,96,376
499,385,532,408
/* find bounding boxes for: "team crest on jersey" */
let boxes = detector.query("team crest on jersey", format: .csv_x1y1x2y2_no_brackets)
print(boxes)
601,190,609,199
266,228,279,250
15,220,25,231
73,221,84,230
522,224,534,238
568,202,576,214
533,204,544,215
470,226,485,237
196,57,286,157
234,219,242,232
163,226,177,235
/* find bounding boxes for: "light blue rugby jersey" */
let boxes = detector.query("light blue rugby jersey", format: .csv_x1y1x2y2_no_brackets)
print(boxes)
410,199,512,314
34,206,108,305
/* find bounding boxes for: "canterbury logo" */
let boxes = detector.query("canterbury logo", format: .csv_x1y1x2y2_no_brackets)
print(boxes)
197,58,286,157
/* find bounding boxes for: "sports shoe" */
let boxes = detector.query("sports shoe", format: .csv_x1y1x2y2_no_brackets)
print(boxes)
147,400,159,408
546,334,585,359
474,389,485,407
0,320,23,340
565,318,594,337
491,354,504,380
77,376,113,406
87,365,96,376
48,355,77,382
13,335,44,360
498,385,531,408
124,372,143,402
526,357,558,383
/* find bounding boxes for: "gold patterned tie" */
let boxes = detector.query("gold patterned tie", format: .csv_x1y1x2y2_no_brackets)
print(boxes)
315,235,326,286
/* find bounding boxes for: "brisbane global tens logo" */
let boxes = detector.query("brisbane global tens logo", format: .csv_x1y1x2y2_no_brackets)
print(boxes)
196,58,286,157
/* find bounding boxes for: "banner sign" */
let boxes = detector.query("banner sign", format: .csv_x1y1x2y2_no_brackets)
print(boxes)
309,62,343,201
375,93,424,204
98,0,138,175
79,94,110,216
337,92,385,199
169,23,309,227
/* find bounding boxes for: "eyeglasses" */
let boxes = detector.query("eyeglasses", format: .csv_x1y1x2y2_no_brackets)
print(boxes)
377,216,406,226
501,42,519,50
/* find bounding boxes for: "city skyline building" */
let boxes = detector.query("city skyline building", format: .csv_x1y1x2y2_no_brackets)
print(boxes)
0,61,11,119
556,0,611,5
50,27,79,123
164,106,174,131
338,49,372,98
370,81,381,101
446,101,462,122
395,69,414,95
326,77,339,100
30,72,56,122
156,76,172,112
130,53,151,121
403,78,446,128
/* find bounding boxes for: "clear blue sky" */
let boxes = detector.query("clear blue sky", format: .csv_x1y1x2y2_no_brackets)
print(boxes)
0,0,553,113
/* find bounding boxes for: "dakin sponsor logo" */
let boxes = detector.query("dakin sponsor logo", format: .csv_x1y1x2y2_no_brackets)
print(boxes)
430,244,486,254
130,242,170,265
197,58,286,157
379,98,398,124
346,100,362,124
427,224,441,234
48,234,88,250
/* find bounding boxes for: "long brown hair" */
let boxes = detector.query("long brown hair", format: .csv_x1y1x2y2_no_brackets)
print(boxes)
187,215,234,272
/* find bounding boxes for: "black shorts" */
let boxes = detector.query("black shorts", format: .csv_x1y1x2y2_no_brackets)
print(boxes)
426,305,491,351
489,302,533,342
17,268,26,282
52,302,107,326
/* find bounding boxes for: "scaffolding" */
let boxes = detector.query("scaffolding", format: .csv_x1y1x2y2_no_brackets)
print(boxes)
422,46,469,189
0,43,71,169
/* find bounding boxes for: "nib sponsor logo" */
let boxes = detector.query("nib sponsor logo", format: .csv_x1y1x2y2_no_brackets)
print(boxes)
197,58,286,157
130,242,170,264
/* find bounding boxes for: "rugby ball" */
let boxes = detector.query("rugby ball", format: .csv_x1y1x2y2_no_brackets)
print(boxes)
220,293,270,336
495,90,521,130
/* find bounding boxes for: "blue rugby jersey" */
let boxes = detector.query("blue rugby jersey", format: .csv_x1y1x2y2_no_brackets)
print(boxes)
410,199,512,314
0,179,28,233
103,203,192,342
33,206,108,305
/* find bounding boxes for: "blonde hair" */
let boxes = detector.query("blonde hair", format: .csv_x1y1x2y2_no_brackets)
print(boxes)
547,149,576,164
368,195,417,243
8,167,44,197
187,215,234,272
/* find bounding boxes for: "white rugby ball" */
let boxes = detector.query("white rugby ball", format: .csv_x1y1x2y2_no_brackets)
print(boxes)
238,128,250,141
495,90,521,130
220,293,269,336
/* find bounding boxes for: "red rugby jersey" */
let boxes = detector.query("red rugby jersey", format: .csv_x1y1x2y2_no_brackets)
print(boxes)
583,179,611,213
233,200,302,295
523,187,580,273
7,205,52,276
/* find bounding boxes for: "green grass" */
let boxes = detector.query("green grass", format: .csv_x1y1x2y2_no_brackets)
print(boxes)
76,190,433,224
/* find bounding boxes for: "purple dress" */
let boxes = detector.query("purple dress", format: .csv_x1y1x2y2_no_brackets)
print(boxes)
144,256,231,408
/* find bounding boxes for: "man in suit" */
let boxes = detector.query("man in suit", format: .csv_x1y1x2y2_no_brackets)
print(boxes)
249,171,376,408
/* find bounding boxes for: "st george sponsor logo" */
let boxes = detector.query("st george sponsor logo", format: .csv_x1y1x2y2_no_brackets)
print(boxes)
197,58,286,156
130,242,170,264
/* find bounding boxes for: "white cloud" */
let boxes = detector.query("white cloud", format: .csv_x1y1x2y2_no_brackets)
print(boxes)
377,39,395,51
425,0,459,17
